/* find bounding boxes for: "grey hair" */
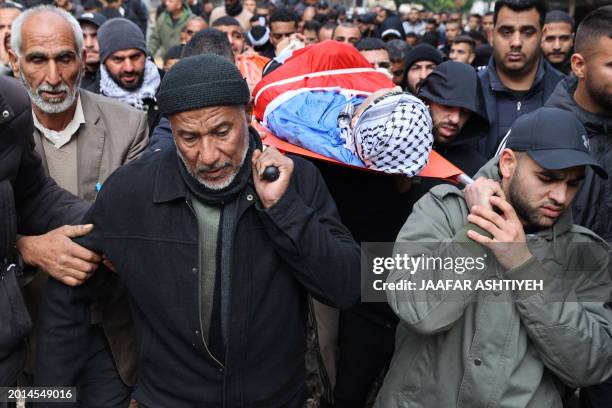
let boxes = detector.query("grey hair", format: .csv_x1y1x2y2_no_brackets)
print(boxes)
11,5,83,59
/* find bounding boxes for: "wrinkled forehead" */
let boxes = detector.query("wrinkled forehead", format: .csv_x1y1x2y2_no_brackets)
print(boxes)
170,104,247,129
543,22,573,35
21,13,78,54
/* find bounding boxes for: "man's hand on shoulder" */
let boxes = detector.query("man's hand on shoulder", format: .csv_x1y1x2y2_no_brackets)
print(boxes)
466,195,533,270
252,146,294,209
17,225,103,287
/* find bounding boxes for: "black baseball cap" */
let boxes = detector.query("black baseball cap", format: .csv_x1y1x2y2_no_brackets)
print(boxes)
357,12,376,24
505,107,607,179
77,12,107,28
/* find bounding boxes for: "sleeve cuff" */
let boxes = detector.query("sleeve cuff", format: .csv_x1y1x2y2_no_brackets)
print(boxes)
453,223,491,258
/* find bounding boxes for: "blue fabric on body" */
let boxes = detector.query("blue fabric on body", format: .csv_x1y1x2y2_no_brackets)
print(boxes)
266,91,366,167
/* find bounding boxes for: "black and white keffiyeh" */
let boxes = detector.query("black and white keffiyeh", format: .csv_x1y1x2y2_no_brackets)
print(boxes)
100,59,160,111
350,92,433,176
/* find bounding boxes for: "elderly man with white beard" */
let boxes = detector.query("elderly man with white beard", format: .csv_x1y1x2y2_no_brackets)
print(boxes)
8,5,147,406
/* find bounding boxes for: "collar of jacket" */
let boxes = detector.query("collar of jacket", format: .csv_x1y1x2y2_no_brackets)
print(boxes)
486,55,547,93
546,74,612,136
152,145,257,208
0,91,14,125
472,156,573,239
163,6,192,27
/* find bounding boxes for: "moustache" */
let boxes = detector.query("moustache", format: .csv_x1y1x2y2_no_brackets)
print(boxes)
37,82,70,98
439,121,459,131
195,162,232,173
543,201,564,211
120,71,141,78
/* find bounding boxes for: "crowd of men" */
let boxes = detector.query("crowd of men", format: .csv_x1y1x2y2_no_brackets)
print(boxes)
0,0,611,407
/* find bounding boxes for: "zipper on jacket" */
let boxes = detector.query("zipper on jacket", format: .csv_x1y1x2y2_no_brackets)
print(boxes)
516,101,522,111
185,198,225,370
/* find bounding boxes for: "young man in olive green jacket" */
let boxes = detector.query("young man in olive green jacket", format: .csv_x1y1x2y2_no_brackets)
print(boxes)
149,0,193,59
376,108,612,408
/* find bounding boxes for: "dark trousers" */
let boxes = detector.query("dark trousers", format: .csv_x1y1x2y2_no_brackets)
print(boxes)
580,377,612,408
333,311,396,408
76,325,132,408
138,385,306,408
34,325,131,408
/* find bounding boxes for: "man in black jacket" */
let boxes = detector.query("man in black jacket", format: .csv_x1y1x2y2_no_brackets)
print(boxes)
545,6,612,244
545,7,612,406
0,76,100,390
36,54,360,407
478,0,563,159
541,10,574,75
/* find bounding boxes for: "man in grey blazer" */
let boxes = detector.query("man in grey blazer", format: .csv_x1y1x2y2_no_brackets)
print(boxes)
8,5,147,406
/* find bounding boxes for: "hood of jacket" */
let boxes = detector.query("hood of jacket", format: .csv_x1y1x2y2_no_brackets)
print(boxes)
470,156,573,238
419,61,489,147
546,74,612,136
378,15,406,40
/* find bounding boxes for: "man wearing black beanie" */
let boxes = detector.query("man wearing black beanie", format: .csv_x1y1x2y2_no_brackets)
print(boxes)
403,43,444,94
36,54,360,407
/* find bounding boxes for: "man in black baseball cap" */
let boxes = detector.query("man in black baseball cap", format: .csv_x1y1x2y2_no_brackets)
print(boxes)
497,107,607,179
468,106,607,234
356,11,376,38
77,12,106,91
377,107,612,408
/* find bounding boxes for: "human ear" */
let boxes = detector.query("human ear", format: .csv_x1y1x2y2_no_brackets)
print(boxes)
571,52,586,79
498,149,517,180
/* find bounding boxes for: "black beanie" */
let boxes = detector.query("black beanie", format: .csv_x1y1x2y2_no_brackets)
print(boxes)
404,44,444,72
97,18,147,63
158,54,250,116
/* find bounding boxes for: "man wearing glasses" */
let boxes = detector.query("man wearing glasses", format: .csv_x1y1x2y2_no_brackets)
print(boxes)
180,16,208,45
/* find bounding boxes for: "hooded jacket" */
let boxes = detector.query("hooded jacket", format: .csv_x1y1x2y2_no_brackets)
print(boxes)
546,75,612,242
406,59,488,215
376,15,406,41
478,57,564,158
375,156,612,408
418,61,488,178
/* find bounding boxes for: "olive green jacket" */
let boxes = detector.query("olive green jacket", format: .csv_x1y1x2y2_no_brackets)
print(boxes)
148,6,193,59
375,157,612,408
